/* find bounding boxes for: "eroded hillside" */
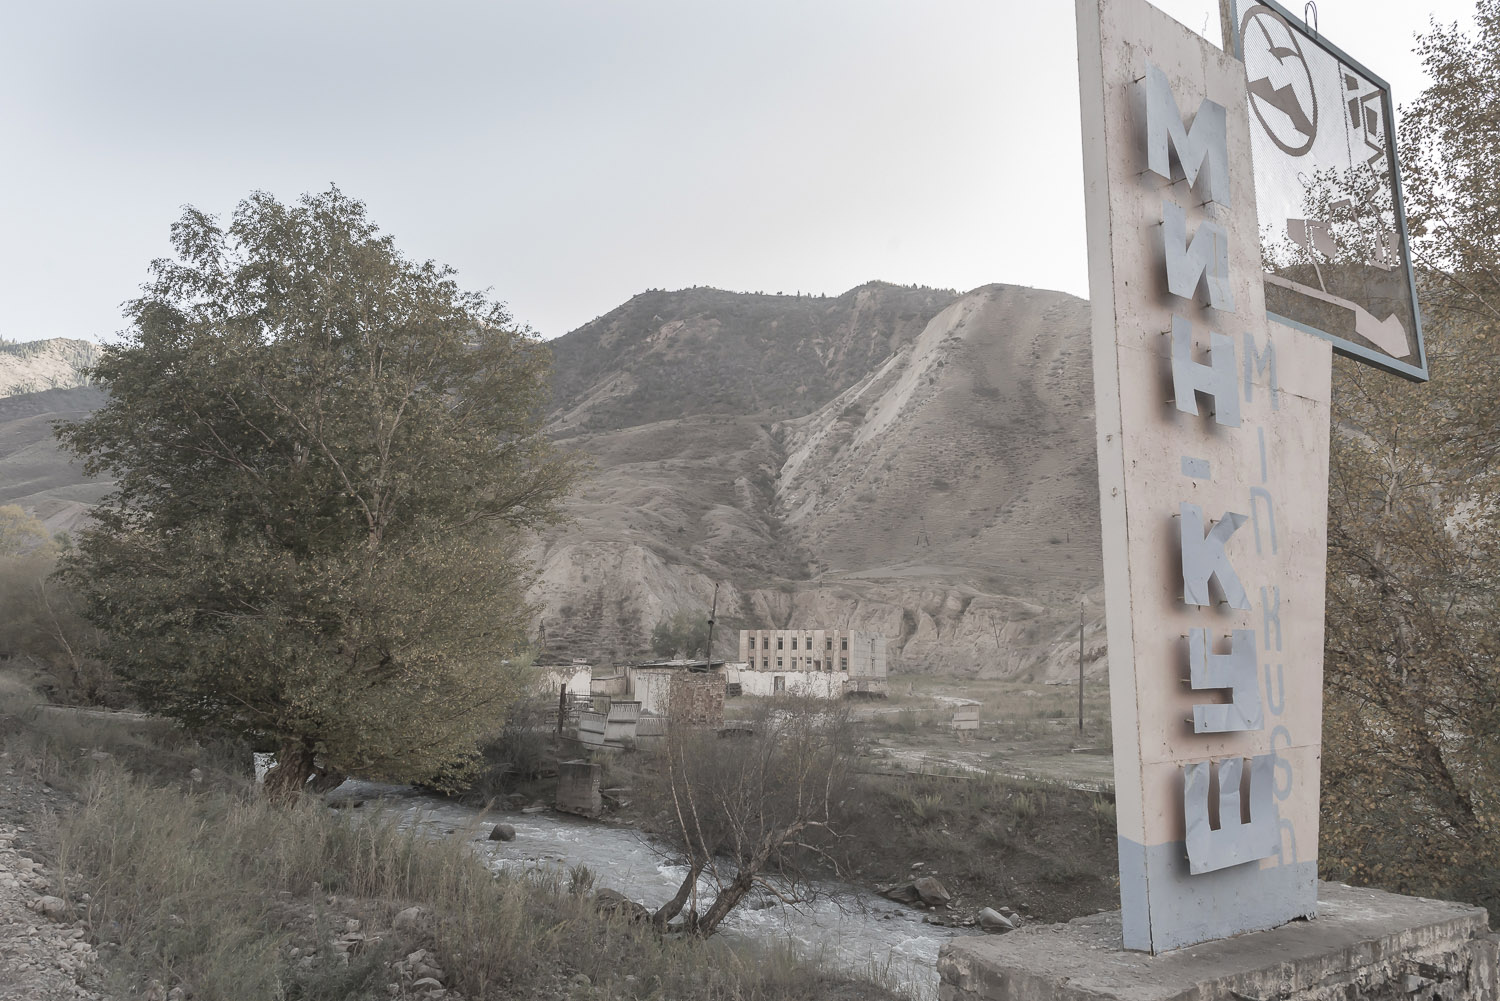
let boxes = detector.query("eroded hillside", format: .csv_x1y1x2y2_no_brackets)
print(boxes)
532,283,1107,679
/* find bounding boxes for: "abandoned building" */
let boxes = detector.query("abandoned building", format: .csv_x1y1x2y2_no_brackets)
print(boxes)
734,629,889,697
625,659,727,725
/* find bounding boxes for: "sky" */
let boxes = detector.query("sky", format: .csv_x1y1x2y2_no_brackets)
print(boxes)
0,0,1477,345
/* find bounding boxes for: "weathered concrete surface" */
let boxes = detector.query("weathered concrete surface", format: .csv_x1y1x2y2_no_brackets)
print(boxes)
555,759,602,818
939,882,1497,1001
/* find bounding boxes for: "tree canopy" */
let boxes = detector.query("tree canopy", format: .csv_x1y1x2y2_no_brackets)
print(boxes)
57,187,581,796
1319,1,1500,913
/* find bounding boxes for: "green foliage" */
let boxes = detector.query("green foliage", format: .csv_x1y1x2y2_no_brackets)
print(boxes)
0,504,51,556
649,608,711,660
1321,3,1500,914
0,513,115,705
54,187,582,791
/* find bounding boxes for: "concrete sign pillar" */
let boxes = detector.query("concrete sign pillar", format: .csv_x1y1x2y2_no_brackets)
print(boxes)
1078,0,1330,952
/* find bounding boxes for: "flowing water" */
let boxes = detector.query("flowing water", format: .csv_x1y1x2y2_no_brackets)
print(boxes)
334,780,974,999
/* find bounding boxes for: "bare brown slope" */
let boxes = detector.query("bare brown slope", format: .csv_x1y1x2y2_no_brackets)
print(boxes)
532,284,1107,678
0,386,112,536
548,282,961,431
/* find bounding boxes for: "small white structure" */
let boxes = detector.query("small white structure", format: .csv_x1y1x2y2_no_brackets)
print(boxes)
541,660,592,698
732,666,849,699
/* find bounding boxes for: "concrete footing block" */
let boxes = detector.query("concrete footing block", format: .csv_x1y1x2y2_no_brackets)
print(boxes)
555,759,602,818
938,882,1497,1001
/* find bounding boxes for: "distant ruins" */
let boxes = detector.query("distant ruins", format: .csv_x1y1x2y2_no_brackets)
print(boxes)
736,628,888,698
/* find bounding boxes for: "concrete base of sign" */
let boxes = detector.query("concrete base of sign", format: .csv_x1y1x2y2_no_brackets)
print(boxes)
938,882,1497,1001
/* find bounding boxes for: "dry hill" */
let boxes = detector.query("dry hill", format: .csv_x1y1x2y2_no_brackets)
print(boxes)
0,284,1108,680
532,282,1107,680
0,339,99,397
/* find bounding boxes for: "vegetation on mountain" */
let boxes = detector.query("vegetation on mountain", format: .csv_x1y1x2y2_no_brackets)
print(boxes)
0,337,99,396
54,187,582,799
1320,1,1500,913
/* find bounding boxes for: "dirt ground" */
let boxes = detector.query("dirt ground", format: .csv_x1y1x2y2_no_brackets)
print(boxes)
720,674,1122,927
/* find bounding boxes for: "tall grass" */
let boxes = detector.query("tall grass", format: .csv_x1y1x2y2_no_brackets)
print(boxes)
11,708,906,1001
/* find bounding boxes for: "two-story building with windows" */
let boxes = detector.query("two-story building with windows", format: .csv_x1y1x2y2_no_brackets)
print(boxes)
734,628,888,698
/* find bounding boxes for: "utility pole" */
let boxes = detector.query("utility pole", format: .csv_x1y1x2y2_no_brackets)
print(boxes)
1078,604,1085,734
703,583,719,668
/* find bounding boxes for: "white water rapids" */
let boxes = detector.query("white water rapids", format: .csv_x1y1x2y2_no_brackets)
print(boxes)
331,779,975,999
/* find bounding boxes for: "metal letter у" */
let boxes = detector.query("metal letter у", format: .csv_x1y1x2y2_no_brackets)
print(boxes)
1188,628,1264,732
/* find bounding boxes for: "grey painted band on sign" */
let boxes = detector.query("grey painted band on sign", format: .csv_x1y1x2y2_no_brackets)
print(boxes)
1118,836,1318,952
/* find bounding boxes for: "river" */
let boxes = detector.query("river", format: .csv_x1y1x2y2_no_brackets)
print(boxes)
333,780,974,999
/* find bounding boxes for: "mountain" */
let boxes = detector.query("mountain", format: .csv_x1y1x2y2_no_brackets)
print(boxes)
531,282,1106,680
0,386,112,536
548,283,962,431
0,283,1108,680
0,338,100,396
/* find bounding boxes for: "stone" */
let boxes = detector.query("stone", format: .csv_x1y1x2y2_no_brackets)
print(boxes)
914,876,952,907
978,908,1015,933
570,973,592,988
938,882,1497,1001
594,888,651,924
30,896,68,920
878,883,922,906
521,804,547,814
412,977,443,990
488,823,516,842
393,906,427,931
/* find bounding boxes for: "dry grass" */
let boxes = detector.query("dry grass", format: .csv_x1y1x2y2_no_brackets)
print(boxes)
2,676,906,1001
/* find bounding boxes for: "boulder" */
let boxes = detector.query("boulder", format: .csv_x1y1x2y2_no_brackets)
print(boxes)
594,888,651,924
877,883,922,905
913,876,951,907
30,895,68,920
393,905,428,931
488,823,517,842
978,907,1015,932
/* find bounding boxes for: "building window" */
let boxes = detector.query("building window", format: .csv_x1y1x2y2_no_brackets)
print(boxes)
814,660,822,671
777,637,783,650
748,636,755,649
791,637,797,650
774,676,786,693
826,638,833,650
841,638,848,651
804,636,811,649
840,657,848,670
776,657,783,668
762,657,768,668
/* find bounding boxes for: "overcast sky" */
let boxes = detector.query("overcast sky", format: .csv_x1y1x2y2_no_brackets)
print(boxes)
1,0,1476,344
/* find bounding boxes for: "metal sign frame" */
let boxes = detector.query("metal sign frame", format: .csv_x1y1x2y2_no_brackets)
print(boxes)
1229,0,1429,382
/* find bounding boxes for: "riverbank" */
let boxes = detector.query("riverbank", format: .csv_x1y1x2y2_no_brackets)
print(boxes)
0,678,906,1001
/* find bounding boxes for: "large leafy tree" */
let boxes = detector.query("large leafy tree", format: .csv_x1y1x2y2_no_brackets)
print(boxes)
1320,2,1500,912
57,188,580,797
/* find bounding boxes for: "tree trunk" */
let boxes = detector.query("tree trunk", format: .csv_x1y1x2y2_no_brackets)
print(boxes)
653,860,705,928
262,738,319,802
697,870,755,936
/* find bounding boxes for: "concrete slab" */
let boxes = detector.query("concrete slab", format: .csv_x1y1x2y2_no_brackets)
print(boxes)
939,882,1497,1001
